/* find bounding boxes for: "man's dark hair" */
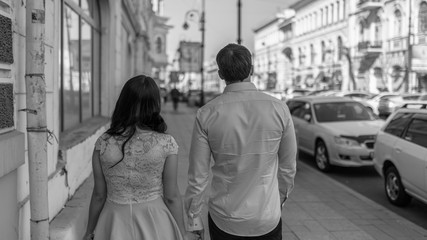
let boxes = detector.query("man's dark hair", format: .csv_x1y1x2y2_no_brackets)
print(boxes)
216,43,252,83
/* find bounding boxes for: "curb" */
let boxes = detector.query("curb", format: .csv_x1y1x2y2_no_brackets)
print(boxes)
297,160,427,236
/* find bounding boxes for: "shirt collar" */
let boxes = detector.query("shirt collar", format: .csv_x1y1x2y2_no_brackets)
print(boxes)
223,81,257,93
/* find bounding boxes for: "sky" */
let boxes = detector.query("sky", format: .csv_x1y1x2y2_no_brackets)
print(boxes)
163,0,298,63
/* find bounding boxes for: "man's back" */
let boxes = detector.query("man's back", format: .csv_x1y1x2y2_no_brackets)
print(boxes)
188,82,296,236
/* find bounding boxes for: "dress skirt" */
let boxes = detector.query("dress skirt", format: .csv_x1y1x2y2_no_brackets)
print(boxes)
94,197,183,240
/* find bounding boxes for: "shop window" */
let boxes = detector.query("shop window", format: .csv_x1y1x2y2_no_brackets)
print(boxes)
61,0,101,131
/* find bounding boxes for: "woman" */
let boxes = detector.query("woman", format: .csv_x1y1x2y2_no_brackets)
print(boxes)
83,75,196,240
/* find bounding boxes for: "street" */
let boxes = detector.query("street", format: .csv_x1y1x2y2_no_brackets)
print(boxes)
299,151,427,230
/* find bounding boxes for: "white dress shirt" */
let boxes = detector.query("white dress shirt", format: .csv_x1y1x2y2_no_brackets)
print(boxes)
185,81,297,236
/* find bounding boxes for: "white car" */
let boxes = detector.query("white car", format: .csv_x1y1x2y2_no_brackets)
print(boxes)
286,97,384,172
362,92,401,115
373,103,427,206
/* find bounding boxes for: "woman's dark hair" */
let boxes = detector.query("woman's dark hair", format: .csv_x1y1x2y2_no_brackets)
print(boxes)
106,75,167,168
216,43,252,83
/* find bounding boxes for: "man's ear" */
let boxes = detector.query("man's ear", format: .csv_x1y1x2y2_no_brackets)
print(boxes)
218,69,224,80
250,65,254,76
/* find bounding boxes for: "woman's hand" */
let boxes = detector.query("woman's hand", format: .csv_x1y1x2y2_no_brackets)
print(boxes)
82,233,94,240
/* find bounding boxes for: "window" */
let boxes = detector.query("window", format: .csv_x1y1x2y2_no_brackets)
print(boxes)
288,101,311,119
321,41,326,62
374,16,382,42
314,102,375,122
337,36,343,60
62,0,101,131
337,1,340,20
320,9,324,26
404,117,427,148
384,113,413,137
419,2,427,33
394,10,402,37
359,22,364,44
156,37,163,54
325,6,329,25
331,3,334,23
310,44,315,64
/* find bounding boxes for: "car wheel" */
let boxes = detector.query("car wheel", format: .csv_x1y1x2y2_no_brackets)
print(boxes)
315,140,331,172
384,166,411,206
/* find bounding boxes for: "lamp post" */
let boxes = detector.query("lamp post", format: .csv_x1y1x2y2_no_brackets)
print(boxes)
183,0,205,106
237,0,242,44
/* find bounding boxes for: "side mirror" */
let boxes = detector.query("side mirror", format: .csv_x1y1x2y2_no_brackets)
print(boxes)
303,114,312,122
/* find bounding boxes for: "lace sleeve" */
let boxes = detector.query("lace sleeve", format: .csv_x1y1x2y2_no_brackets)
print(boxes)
94,134,107,154
166,135,179,155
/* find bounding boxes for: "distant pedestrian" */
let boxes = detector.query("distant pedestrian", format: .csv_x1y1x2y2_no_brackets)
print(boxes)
185,44,297,240
170,88,181,111
83,75,197,240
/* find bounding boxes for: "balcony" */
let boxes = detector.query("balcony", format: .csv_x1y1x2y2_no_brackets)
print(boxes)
357,0,382,11
358,41,382,53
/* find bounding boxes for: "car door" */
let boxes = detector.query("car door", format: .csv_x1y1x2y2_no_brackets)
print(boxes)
397,115,427,199
288,101,309,151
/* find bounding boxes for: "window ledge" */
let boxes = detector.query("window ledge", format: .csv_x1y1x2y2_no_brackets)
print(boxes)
59,117,110,151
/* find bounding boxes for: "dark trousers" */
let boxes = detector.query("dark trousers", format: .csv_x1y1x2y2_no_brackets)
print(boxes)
208,214,282,240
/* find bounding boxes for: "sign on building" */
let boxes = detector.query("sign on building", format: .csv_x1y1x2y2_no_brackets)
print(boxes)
179,41,202,73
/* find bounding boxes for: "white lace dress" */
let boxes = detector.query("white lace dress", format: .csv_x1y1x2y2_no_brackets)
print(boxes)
93,129,183,240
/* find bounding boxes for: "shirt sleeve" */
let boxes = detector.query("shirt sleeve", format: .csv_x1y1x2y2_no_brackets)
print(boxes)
277,105,297,204
184,110,211,231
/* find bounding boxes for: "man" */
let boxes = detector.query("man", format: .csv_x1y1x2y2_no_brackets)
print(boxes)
185,43,297,240
170,88,181,111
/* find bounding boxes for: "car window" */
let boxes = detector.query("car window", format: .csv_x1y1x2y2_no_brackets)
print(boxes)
419,95,427,101
384,113,413,137
404,118,427,148
288,101,310,119
314,102,375,122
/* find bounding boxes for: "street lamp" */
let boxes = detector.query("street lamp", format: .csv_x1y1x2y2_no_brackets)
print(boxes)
237,0,242,44
183,0,205,106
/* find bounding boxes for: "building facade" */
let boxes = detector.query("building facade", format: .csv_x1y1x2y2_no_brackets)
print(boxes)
349,0,427,93
0,0,170,239
287,0,350,91
253,16,287,91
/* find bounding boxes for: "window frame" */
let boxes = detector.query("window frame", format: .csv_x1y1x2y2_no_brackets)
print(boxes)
60,0,101,131
383,112,413,138
401,115,427,148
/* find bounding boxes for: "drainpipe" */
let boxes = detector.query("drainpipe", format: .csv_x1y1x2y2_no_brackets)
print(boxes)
25,0,49,239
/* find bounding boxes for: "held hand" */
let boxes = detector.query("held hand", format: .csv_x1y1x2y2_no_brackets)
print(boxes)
195,230,205,240
184,231,201,240
82,233,94,240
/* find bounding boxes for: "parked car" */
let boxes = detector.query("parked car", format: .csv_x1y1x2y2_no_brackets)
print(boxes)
362,92,401,115
187,90,220,107
286,97,384,172
283,88,312,101
418,93,427,101
402,93,423,101
377,95,404,118
262,90,284,100
186,90,202,107
373,103,427,206
331,91,375,101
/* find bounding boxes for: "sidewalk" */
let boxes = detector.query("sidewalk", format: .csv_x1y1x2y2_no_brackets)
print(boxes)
162,102,427,240
50,101,427,240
